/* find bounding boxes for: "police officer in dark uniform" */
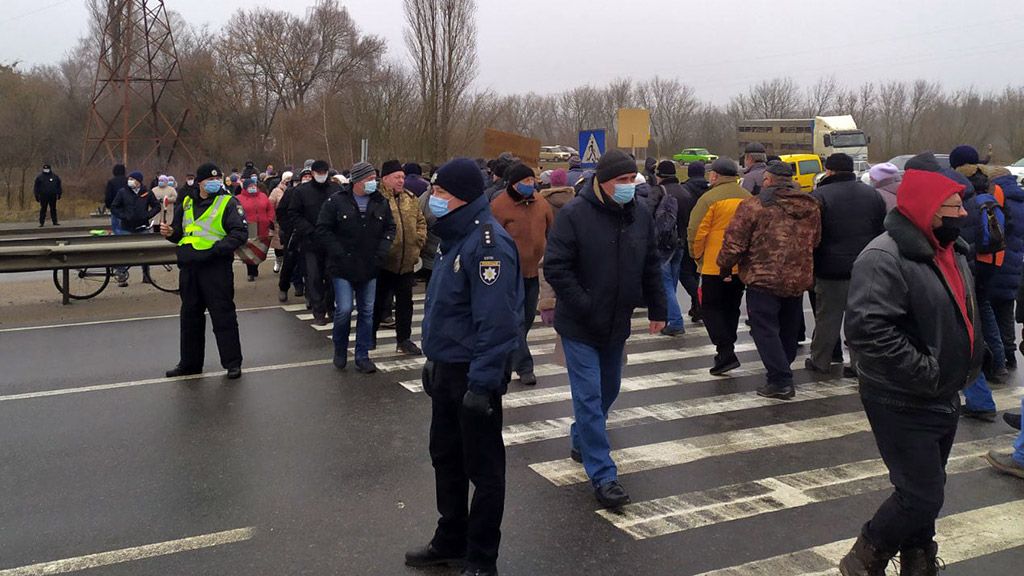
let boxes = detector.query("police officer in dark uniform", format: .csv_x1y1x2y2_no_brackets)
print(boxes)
405,158,523,576
160,162,248,379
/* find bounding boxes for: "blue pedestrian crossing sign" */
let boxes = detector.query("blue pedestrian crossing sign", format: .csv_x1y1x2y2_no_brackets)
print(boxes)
579,130,605,169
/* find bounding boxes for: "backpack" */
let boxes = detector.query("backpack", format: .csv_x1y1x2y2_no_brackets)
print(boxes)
653,185,679,256
976,184,1007,262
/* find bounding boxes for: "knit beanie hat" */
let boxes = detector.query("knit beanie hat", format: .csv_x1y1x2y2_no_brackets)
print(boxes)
195,163,220,182
128,171,144,182
311,159,330,174
595,150,637,183
687,161,706,178
869,162,899,184
549,169,568,187
505,163,535,188
949,145,979,169
350,162,376,184
710,157,739,177
656,160,677,178
381,160,403,178
403,162,422,176
435,157,485,203
825,153,854,172
644,157,658,171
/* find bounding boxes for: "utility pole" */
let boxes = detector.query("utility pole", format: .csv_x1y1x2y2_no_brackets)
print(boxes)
82,0,195,168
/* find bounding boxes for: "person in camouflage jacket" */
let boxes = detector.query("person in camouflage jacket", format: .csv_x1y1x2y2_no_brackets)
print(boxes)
717,161,821,399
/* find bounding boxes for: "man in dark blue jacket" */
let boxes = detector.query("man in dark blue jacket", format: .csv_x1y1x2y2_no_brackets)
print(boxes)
543,149,667,509
407,158,522,576
34,163,62,226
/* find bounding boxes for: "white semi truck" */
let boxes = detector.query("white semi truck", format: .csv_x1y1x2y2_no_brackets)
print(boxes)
737,115,869,161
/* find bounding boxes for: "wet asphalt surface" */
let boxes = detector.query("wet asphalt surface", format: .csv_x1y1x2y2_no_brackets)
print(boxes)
1,289,1023,575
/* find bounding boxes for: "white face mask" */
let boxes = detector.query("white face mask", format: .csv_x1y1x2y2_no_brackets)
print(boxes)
128,179,139,189
187,179,195,186
314,173,328,184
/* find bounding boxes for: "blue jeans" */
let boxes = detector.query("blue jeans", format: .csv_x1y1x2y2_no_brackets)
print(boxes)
661,250,684,331
563,336,626,488
332,277,376,362
111,215,122,234
963,372,996,412
1015,397,1024,466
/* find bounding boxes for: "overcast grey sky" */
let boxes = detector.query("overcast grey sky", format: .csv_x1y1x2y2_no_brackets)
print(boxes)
2,0,1022,103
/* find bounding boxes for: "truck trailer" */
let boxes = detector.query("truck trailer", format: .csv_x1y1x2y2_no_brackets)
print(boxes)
737,115,869,162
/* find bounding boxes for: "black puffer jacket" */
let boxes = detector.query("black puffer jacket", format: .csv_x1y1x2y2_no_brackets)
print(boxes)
543,175,667,348
845,210,983,411
810,172,887,280
315,190,396,283
288,179,340,252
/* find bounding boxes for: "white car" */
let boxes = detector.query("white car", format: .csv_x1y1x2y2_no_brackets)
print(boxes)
1008,158,1024,184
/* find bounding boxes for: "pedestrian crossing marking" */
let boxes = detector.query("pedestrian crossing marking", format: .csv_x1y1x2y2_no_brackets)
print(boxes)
529,388,1024,486
598,434,1015,540
692,499,1024,576
503,378,857,446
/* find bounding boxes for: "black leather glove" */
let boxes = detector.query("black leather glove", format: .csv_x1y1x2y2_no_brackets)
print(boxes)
462,389,493,416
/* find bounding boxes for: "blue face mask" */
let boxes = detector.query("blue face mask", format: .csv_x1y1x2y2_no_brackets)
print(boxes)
203,180,223,194
363,180,378,194
612,183,636,204
515,182,535,197
429,195,450,218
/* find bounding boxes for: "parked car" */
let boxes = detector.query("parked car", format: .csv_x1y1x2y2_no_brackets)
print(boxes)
672,148,718,164
1008,157,1024,184
779,153,823,192
539,145,578,162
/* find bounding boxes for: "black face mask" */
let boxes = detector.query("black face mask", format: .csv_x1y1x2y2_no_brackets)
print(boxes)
934,216,962,246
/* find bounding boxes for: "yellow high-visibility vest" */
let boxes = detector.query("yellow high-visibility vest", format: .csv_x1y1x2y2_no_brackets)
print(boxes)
179,194,231,250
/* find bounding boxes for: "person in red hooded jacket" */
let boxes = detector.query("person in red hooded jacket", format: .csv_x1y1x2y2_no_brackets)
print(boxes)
236,181,275,281
840,153,983,575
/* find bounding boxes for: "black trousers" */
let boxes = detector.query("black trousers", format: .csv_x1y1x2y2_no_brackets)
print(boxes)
278,239,305,292
513,277,540,375
178,258,242,370
38,196,58,225
373,270,416,342
746,287,802,386
700,274,745,359
425,361,505,570
862,398,958,554
304,249,330,315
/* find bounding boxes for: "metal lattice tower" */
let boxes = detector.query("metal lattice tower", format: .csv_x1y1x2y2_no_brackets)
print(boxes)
82,0,194,167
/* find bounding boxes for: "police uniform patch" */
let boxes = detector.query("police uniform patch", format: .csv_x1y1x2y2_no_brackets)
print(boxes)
479,260,500,285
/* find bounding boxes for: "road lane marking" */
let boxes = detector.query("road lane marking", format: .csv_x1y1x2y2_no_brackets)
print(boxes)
503,378,858,446
599,435,1015,540
692,499,1024,576
0,306,284,333
0,527,255,576
528,388,1024,486
399,340,764,395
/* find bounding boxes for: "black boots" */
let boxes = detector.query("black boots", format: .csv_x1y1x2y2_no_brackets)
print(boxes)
404,543,465,568
899,542,941,575
839,534,894,576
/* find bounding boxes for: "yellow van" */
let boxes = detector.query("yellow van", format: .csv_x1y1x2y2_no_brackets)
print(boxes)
779,154,823,192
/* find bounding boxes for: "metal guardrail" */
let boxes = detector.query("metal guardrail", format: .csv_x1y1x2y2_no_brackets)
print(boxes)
0,234,179,304
0,224,101,237
0,235,177,274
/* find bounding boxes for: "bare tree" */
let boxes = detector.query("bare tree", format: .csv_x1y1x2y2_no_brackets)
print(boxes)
729,77,801,119
999,87,1024,160
803,75,841,116
635,77,699,157
404,0,478,162
877,81,907,158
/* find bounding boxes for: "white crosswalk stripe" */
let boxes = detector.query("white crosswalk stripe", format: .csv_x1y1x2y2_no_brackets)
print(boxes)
693,499,1024,576
529,388,1023,487
598,434,1016,540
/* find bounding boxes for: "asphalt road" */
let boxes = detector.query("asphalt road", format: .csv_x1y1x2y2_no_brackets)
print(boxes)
1,274,1022,575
